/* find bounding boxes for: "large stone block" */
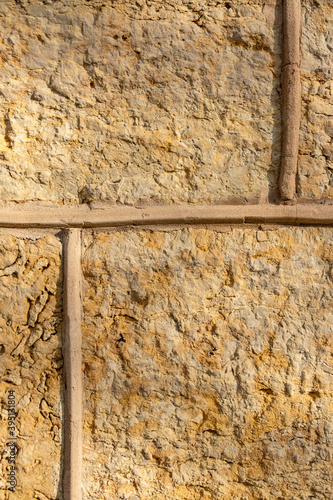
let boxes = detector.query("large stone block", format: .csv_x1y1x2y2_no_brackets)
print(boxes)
0,233,63,499
0,0,281,204
82,227,333,499
299,1,333,199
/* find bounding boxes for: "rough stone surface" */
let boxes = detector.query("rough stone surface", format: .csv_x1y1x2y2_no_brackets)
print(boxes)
0,0,281,204
0,233,63,499
299,1,333,199
82,227,333,499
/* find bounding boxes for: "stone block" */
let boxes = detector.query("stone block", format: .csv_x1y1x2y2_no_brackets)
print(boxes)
82,227,333,499
299,2,333,199
0,0,282,204
0,233,63,499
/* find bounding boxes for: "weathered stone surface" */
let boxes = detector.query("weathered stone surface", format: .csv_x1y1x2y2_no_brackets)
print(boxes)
299,1,333,199
82,227,333,499
0,233,62,499
0,0,281,204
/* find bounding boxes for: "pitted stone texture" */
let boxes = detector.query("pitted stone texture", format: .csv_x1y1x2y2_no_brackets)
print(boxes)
0,234,62,499
299,1,333,199
82,227,333,500
0,0,281,204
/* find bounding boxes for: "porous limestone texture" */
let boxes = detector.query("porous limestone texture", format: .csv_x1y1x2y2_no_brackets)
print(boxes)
299,1,333,199
0,233,63,499
82,227,333,500
0,0,281,205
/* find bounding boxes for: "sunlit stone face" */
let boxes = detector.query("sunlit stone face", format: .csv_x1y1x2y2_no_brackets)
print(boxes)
82,227,333,499
299,1,333,199
0,233,63,499
0,0,282,204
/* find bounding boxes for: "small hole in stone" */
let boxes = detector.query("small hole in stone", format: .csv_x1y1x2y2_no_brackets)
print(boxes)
122,34,128,41
225,2,231,8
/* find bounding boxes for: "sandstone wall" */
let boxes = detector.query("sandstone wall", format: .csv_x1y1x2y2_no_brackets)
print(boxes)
0,1,332,499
